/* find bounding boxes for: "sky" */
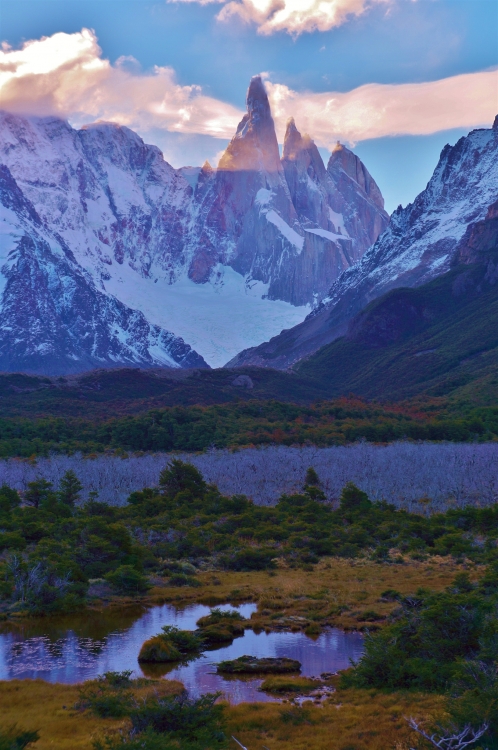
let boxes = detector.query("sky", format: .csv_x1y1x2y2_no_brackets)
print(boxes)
1,0,497,213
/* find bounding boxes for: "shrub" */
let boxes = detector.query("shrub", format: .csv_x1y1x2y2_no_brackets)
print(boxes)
339,482,372,515
77,677,133,718
343,575,497,692
220,548,276,571
0,726,39,750
128,692,227,746
105,566,150,595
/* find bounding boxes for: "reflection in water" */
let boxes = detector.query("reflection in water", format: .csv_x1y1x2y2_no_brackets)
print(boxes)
0,603,363,704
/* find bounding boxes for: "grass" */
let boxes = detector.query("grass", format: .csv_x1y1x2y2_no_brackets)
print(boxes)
227,684,445,750
139,555,482,632
0,679,445,750
259,676,318,694
0,678,183,750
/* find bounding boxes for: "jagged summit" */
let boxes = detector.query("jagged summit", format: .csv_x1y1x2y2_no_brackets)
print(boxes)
246,75,273,127
218,75,281,173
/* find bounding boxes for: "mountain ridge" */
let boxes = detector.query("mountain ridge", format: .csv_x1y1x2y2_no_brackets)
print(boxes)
228,120,498,370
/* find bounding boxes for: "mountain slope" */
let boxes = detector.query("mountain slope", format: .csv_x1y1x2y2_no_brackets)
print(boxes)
0,164,207,374
0,77,388,369
228,119,498,369
295,200,498,401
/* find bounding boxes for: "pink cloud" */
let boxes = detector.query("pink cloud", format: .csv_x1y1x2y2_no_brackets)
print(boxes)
0,29,495,162
170,0,392,36
266,70,498,146
0,29,243,139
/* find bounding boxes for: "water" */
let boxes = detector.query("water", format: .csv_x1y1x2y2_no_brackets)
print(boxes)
0,603,364,703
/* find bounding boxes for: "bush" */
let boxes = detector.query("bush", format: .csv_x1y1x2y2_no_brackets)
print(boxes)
105,566,150,595
77,676,133,718
124,692,227,747
220,548,275,571
0,726,39,750
342,575,497,692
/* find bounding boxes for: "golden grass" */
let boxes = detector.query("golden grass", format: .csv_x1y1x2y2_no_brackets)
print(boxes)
0,679,445,750
0,678,183,750
143,555,482,631
226,686,445,750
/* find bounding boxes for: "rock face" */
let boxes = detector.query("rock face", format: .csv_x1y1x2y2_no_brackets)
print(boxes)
0,76,388,371
228,120,498,369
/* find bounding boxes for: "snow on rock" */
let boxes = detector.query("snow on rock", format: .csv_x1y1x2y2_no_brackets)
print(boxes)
0,164,207,374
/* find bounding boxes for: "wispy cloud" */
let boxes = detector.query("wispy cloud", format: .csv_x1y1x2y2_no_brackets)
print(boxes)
0,29,495,162
170,0,393,36
266,70,498,146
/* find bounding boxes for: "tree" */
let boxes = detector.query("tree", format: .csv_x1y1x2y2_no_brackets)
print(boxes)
159,460,206,498
24,479,54,509
58,470,83,508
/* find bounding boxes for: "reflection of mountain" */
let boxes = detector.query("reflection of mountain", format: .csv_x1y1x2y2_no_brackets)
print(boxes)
0,77,387,371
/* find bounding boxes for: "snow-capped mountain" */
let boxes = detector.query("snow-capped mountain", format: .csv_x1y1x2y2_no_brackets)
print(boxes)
0,76,388,371
228,118,498,369
0,164,207,374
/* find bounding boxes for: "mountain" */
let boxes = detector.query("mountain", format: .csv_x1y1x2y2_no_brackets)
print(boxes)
0,76,388,371
228,118,498,369
293,197,498,402
0,164,207,374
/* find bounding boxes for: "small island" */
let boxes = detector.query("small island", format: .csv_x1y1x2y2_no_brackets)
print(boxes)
216,656,301,674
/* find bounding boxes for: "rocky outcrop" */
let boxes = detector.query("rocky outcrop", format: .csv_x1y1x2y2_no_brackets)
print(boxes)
228,120,498,370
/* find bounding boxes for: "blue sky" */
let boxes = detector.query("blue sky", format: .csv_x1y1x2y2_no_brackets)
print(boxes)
2,0,496,212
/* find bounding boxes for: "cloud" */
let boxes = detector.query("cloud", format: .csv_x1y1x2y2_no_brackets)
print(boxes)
0,29,495,168
170,0,392,36
266,70,498,147
0,29,243,139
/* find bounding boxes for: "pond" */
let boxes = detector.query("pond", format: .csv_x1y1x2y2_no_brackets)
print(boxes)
0,603,364,703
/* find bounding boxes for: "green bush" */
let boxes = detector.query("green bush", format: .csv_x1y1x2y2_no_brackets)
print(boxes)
128,692,226,746
343,575,497,692
77,676,133,718
0,726,39,750
105,566,150,595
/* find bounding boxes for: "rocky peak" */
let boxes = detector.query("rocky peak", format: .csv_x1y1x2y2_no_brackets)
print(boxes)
493,114,498,130
218,75,281,174
328,141,384,210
